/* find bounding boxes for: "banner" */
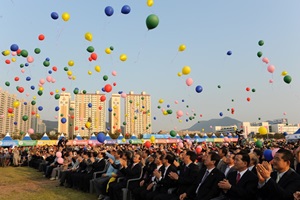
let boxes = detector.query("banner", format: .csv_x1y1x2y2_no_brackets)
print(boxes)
18,140,37,146
0,140,19,147
37,140,58,146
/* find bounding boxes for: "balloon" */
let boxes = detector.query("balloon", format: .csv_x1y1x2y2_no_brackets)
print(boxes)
85,32,93,41
56,152,62,158
246,87,250,91
176,110,183,117
38,34,45,41
88,103,92,108
246,97,251,102
144,141,151,148
219,112,223,117
121,5,131,14
195,85,203,93
258,40,264,46
146,14,159,30
262,57,269,64
38,106,43,111
196,146,202,154
150,135,155,143
258,126,267,135
158,99,164,104
20,50,28,57
182,66,191,75
100,95,106,102
52,66,57,71
28,128,34,134
267,65,275,73
178,142,183,148
57,158,64,164
121,93,126,98
227,51,232,56
5,59,11,64
257,51,263,58
91,53,97,60
269,79,273,84
178,44,186,52
120,54,127,61
61,118,67,124
283,75,292,84
27,56,34,63
105,48,111,54
252,88,256,92
10,44,19,51
281,71,288,76
62,12,70,21
17,87,24,93
97,133,106,143
105,6,114,16
55,106,60,111
147,0,154,7
95,65,101,72
255,140,263,148
13,101,20,108
186,78,193,86
263,149,273,161
51,12,59,20
85,122,91,129
272,148,280,157
170,130,176,137
112,70,117,76
104,84,112,93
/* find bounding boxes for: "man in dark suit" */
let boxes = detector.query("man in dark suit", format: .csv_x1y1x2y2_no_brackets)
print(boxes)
179,151,225,200
222,152,236,178
257,148,300,200
248,152,258,176
218,152,258,200
153,151,200,200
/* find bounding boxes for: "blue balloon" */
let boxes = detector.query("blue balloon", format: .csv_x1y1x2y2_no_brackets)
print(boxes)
48,70,52,74
25,63,29,67
24,102,27,105
46,57,50,61
227,51,232,56
118,91,123,94
10,44,19,51
14,121,17,125
263,149,273,162
38,106,43,111
186,119,189,122
26,76,31,81
97,132,106,143
55,106,60,111
81,127,84,130
219,112,223,117
105,6,114,16
167,104,170,108
88,103,92,108
61,117,67,124
195,85,203,93
153,117,156,120
108,108,112,112
121,5,131,14
102,87,105,92
182,99,185,102
283,132,288,136
30,85,35,90
107,127,110,131
51,12,59,20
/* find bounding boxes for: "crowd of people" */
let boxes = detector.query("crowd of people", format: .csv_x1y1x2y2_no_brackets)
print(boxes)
1,138,300,200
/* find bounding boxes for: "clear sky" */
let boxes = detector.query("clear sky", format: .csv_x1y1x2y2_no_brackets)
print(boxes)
0,0,300,133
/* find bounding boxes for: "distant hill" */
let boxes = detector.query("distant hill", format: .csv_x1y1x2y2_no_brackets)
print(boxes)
44,120,58,132
186,117,241,132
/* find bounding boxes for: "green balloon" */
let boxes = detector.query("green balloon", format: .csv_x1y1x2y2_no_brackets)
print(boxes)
170,130,176,137
258,40,264,46
141,97,144,100
167,109,173,114
86,46,94,53
255,140,263,148
55,94,60,100
110,46,114,51
64,67,69,71
283,75,292,84
134,116,137,120
258,117,261,120
146,14,159,30
31,100,36,105
34,48,41,54
5,81,10,86
123,122,126,125
252,88,256,92
73,89,79,94
157,106,161,109
43,60,50,67
37,90,43,96
22,115,28,121
129,100,133,103
82,90,87,94
257,51,262,58
20,50,28,57
231,99,234,102
217,85,221,88
20,64,24,68
129,139,133,144
103,75,108,81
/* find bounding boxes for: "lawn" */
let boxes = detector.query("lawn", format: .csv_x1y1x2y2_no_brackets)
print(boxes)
0,166,96,200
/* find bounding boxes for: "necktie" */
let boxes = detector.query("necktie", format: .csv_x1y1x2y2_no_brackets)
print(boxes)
236,172,241,184
276,173,280,183
196,170,210,194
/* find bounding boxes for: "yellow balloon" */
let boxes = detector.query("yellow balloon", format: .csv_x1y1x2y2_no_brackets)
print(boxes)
85,122,91,129
120,54,127,61
3,50,10,56
36,114,40,118
13,101,20,108
125,114,128,117
281,71,288,76
182,66,191,75
67,70,72,76
33,96,36,100
68,60,74,66
141,139,144,143
55,89,59,93
253,138,257,142
163,111,168,115
85,32,93,41
105,48,111,54
11,113,14,117
158,99,164,104
258,126,267,135
94,65,101,72
178,44,186,52
150,135,155,142
39,87,44,91
88,70,92,75
11,57,16,62
62,12,70,21
122,138,126,142
72,76,76,80
177,72,182,77
202,128,205,132
113,106,117,109
147,0,154,7
179,120,182,123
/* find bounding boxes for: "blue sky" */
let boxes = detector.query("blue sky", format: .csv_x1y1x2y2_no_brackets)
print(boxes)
1,0,300,132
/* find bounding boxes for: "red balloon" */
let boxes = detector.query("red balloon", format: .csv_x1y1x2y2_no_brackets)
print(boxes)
8,108,14,113
17,49,21,55
100,95,106,102
52,66,57,71
75,126,79,131
61,87,66,91
71,115,75,119
38,34,45,41
14,77,19,81
144,141,151,148
99,106,102,110
31,111,36,115
246,87,250,91
196,146,202,154
5,59,11,64
104,84,112,93
247,97,251,102
18,87,24,93
113,82,116,86
91,53,97,61
50,91,54,95
88,57,92,61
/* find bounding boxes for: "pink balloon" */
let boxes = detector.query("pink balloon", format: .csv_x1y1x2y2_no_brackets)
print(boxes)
196,145,202,154
283,112,286,115
21,69,25,73
186,78,193,86
262,57,269,64
26,93,30,97
112,70,117,76
68,76,72,79
54,116,58,119
27,56,34,63
56,152,62,158
57,158,64,164
39,79,45,85
28,128,34,134
267,65,275,73
174,100,178,104
272,148,279,157
121,92,127,98
178,142,183,148
46,76,52,82
11,52,17,56
51,78,56,83
0,115,4,118
176,110,183,117
269,79,273,83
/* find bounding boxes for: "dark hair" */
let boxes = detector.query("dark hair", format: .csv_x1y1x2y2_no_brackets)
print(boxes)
220,147,228,156
117,150,123,158
276,148,293,164
186,151,197,162
163,154,175,164
208,152,220,167
236,152,250,167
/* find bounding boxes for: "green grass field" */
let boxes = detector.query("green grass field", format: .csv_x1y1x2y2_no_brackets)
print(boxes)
0,166,96,200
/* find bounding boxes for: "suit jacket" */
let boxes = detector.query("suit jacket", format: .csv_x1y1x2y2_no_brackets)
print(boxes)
250,165,257,176
90,158,106,174
119,162,142,190
217,159,227,173
258,168,300,200
142,161,157,184
225,170,258,200
176,163,199,195
187,167,225,200
222,165,236,178
155,164,178,193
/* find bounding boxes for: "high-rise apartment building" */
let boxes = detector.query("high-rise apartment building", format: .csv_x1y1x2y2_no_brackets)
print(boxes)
109,94,121,135
125,91,151,136
58,93,71,135
74,91,106,137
